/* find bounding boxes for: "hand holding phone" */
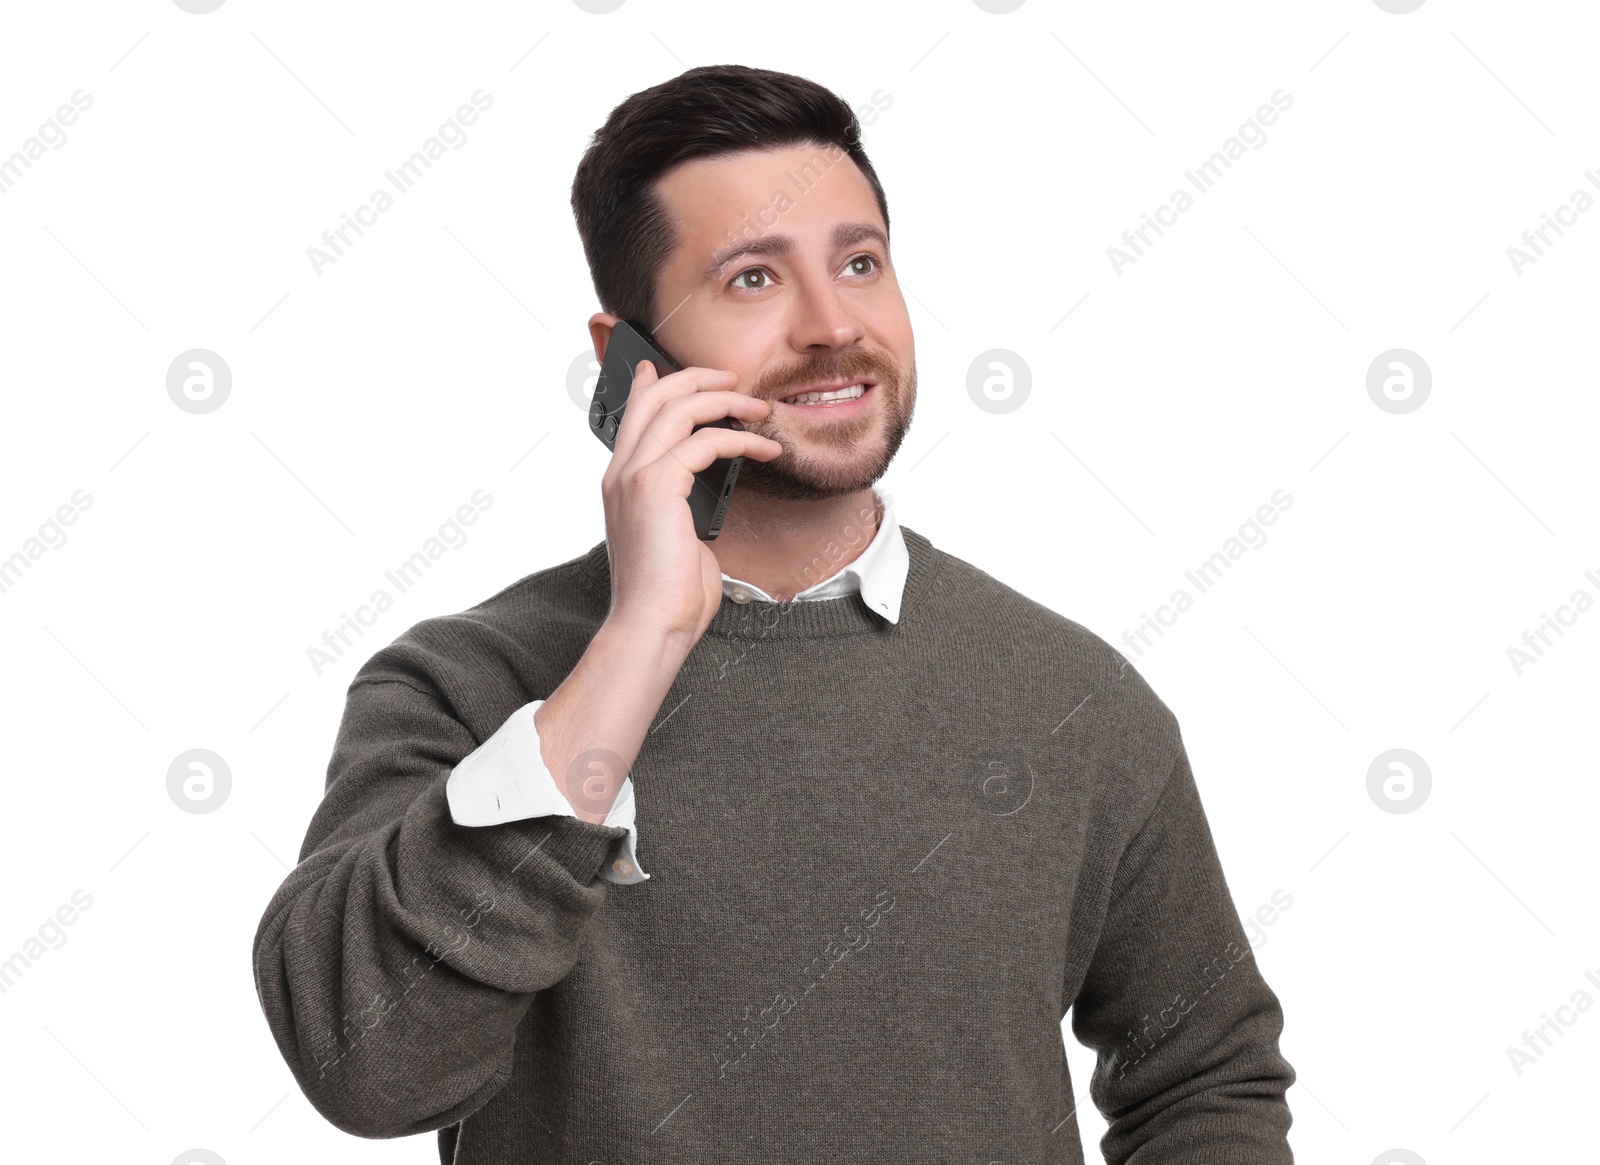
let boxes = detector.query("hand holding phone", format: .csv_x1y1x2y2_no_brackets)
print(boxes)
592,320,745,541
587,321,782,644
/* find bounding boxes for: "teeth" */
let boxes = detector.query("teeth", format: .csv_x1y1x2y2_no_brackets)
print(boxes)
782,384,867,405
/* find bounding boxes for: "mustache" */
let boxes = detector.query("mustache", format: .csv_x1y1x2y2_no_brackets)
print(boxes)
758,353,893,400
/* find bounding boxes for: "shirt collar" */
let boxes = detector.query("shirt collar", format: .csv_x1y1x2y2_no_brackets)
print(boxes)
719,487,908,624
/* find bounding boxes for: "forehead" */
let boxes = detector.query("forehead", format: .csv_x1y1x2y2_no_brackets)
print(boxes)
652,144,884,254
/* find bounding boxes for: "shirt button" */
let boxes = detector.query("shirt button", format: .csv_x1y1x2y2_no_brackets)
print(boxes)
729,586,753,604
611,858,634,878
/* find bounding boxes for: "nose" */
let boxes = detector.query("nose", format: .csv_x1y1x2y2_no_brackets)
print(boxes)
787,268,866,353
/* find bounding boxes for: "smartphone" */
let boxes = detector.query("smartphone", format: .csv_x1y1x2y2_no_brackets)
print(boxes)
589,320,743,541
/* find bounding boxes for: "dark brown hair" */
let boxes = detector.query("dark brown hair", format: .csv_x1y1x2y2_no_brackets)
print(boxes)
570,64,890,332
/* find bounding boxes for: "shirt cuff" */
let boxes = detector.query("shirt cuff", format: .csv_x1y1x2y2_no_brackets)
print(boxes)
445,700,648,884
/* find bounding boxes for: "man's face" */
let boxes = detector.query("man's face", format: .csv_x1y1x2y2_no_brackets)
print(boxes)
613,143,916,502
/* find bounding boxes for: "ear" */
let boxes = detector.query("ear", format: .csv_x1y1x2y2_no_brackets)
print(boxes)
588,312,623,365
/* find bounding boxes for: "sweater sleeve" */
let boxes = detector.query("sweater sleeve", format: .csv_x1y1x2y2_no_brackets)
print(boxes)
1068,743,1296,1163
250,673,632,1140
445,698,648,884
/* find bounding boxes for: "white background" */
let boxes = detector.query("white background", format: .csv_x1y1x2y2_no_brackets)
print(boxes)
1,0,1595,1161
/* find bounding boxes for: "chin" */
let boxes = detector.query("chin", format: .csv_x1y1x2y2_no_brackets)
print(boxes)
732,428,908,499
735,389,912,502
732,447,891,502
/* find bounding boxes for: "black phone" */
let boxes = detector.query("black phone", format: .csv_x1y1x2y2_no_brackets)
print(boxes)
589,320,743,541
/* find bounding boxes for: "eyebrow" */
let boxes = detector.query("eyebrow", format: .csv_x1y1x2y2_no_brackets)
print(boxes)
701,221,890,286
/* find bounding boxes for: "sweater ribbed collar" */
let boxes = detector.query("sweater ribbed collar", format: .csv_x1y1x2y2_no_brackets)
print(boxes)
580,520,942,641
719,487,908,623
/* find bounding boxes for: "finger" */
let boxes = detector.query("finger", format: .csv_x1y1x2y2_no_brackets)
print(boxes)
630,427,782,497
618,386,768,474
606,358,661,464
611,362,735,464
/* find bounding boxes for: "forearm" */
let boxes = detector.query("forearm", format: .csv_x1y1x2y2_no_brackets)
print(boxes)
533,618,692,824
253,772,628,1139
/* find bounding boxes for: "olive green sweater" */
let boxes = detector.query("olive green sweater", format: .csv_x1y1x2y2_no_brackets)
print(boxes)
252,525,1296,1162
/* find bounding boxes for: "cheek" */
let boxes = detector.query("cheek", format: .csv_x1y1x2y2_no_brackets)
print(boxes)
885,331,914,382
873,304,914,364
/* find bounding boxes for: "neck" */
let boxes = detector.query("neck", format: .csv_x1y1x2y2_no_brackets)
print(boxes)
710,487,882,603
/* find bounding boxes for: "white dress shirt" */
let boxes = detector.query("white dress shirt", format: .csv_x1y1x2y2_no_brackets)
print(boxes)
445,488,910,884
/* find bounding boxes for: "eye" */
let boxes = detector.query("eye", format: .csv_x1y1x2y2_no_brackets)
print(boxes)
726,252,883,292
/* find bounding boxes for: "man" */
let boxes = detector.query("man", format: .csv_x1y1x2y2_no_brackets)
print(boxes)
253,64,1296,1163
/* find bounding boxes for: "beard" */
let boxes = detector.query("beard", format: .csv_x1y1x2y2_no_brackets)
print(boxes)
732,350,917,502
